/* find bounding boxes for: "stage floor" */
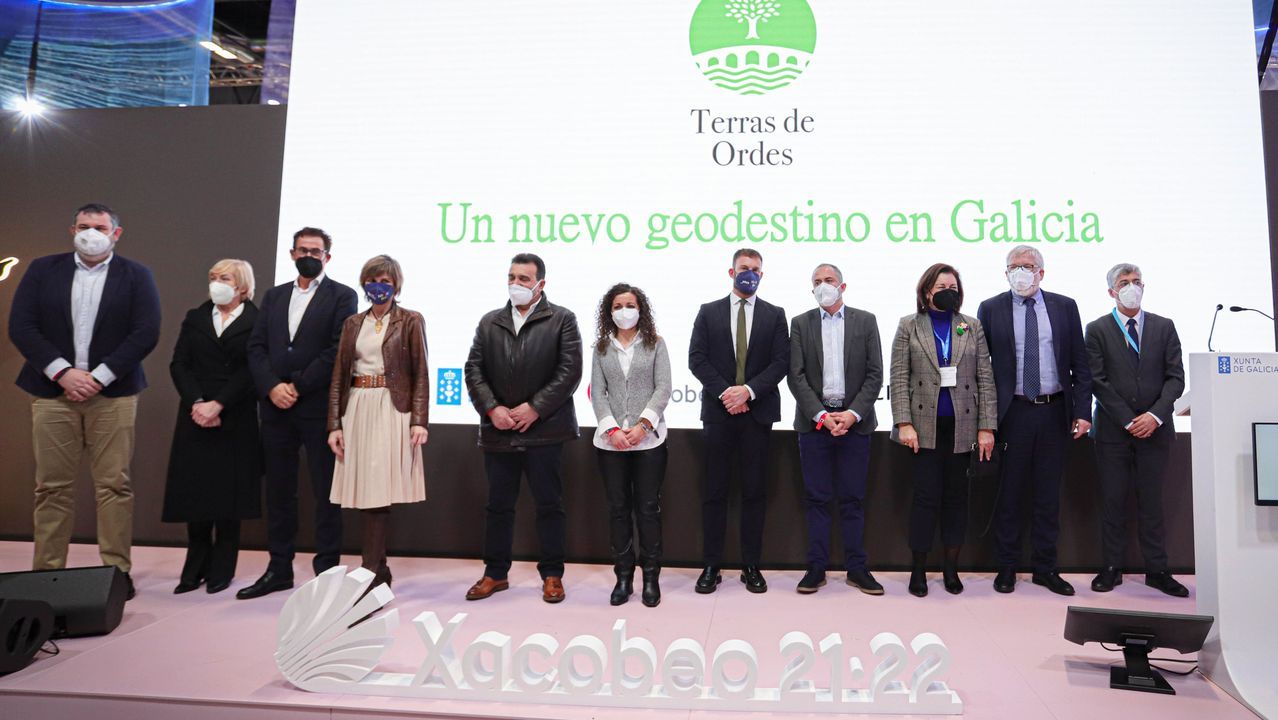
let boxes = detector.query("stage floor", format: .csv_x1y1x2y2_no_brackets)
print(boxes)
0,541,1253,720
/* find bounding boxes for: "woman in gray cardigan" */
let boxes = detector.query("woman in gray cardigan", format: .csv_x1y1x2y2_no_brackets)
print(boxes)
590,283,672,607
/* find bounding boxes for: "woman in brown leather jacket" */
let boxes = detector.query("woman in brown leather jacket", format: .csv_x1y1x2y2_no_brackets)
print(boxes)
326,255,429,590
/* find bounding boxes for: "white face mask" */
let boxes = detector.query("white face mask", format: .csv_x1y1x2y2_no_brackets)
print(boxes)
209,281,237,306
813,282,841,309
1007,267,1037,296
74,228,113,257
1117,283,1143,310
612,307,640,330
508,280,540,307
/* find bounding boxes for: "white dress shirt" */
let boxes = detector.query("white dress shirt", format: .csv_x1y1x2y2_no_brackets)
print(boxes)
212,303,246,338
809,305,862,424
43,253,117,386
288,273,324,342
511,296,542,336
1114,307,1162,426
726,293,757,400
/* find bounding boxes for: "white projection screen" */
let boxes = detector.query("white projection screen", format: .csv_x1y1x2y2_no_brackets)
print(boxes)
277,0,1274,429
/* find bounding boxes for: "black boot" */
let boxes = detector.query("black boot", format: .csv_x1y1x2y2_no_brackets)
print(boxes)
942,546,963,595
610,566,634,606
641,567,661,607
909,551,928,597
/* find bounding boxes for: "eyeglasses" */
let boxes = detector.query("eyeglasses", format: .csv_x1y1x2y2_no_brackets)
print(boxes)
1007,264,1039,272
293,247,327,258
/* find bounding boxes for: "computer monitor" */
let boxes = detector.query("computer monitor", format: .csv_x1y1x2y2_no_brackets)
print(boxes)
1063,606,1214,695
1252,422,1278,506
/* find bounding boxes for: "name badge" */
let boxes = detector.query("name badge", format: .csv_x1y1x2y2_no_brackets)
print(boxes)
939,366,958,388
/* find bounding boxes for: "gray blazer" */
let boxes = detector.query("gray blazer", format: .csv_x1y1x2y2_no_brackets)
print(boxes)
1084,311,1184,443
787,305,883,434
889,312,997,453
590,335,672,436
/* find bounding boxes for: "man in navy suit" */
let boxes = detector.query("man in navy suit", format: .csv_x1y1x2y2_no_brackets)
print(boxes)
238,227,357,600
689,248,789,594
977,245,1092,596
1085,264,1188,597
8,203,161,600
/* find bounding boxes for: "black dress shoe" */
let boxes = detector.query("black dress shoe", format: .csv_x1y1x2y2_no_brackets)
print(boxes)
236,571,294,600
796,567,826,594
123,572,136,601
610,571,634,606
641,568,661,607
173,578,203,594
1031,571,1076,596
993,567,1016,593
740,566,767,594
1091,567,1122,592
909,567,928,597
205,578,231,594
846,569,884,596
1145,571,1189,598
694,566,722,594
942,569,964,595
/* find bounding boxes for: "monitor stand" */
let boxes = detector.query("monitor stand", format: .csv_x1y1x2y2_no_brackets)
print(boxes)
1111,636,1175,695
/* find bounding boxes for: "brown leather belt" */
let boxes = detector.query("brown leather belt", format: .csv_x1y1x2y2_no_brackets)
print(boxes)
351,375,387,389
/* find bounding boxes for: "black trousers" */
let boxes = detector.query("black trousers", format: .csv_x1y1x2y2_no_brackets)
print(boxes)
798,428,871,571
482,444,566,581
994,398,1068,573
702,414,771,567
909,416,970,553
260,411,341,576
1095,428,1172,572
597,445,667,572
180,520,241,585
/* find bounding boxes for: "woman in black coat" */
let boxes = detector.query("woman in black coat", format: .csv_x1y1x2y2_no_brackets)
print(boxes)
162,259,263,594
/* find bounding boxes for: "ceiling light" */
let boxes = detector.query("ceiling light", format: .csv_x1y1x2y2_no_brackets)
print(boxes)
15,96,44,116
199,40,238,61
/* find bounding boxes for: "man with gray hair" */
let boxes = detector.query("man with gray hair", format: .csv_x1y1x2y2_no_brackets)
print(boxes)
786,263,884,595
977,245,1092,595
1083,264,1187,596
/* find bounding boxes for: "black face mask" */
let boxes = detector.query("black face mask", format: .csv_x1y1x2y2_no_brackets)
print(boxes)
295,256,323,279
932,288,960,312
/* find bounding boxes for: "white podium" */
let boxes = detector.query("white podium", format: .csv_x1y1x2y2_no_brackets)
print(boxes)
1188,353,1278,717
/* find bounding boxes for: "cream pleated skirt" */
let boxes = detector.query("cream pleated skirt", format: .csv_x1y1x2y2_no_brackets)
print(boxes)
330,386,426,509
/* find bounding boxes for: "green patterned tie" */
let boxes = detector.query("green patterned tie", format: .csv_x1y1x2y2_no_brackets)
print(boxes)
735,298,748,385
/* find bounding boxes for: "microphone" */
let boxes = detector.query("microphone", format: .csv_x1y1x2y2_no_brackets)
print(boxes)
1228,305,1277,321
1208,303,1223,352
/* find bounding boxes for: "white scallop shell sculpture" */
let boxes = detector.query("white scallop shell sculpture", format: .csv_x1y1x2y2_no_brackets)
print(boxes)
275,566,399,689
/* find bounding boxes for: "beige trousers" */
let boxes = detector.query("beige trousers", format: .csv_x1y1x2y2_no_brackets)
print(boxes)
31,394,138,572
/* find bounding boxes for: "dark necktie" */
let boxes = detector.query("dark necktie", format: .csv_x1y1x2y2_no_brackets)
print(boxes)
1126,317,1140,363
1023,297,1040,398
735,298,748,385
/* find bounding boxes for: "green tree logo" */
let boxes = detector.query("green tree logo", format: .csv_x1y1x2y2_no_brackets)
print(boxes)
690,0,817,96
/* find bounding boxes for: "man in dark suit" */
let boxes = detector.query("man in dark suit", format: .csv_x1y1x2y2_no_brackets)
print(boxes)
689,248,789,594
8,203,161,600
1085,264,1187,597
238,227,357,600
977,245,1092,596
787,263,884,595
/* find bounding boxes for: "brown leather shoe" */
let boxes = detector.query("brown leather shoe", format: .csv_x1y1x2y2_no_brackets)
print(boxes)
542,576,565,604
465,576,509,601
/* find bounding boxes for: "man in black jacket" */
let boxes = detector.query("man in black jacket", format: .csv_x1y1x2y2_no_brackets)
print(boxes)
8,203,161,601
463,253,582,604
238,227,357,600
1085,264,1187,597
689,248,789,594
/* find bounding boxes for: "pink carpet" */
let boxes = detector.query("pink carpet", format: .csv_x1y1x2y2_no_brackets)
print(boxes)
0,541,1251,720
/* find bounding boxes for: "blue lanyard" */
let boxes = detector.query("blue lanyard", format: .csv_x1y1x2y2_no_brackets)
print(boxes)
1112,308,1139,354
933,327,952,366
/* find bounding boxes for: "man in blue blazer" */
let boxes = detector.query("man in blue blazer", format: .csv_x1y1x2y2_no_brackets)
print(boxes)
238,227,357,600
977,245,1092,596
689,248,789,594
8,203,161,600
